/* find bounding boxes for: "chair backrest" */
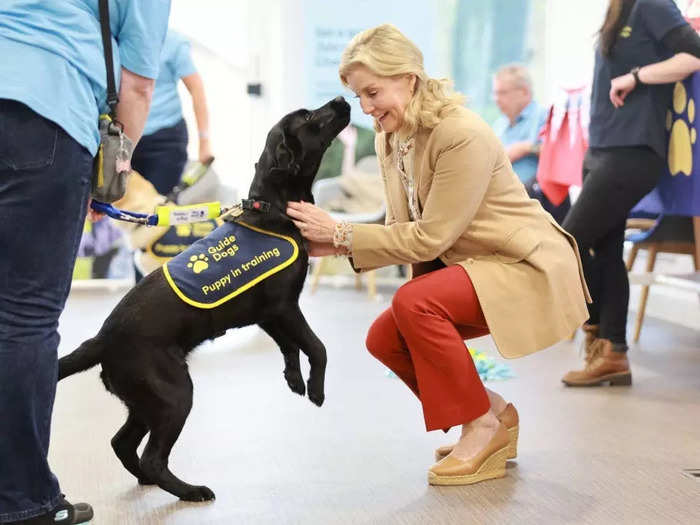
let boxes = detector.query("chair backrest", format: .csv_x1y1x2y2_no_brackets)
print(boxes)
627,214,695,244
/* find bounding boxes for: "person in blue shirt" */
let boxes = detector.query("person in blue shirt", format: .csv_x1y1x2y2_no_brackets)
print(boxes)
131,29,214,195
562,0,700,387
492,64,571,223
0,2,170,524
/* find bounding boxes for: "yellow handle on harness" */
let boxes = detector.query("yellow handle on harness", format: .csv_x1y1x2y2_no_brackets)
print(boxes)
155,202,222,226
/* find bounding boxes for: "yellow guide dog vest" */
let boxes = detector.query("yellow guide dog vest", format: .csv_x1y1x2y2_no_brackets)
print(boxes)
147,220,219,261
163,221,298,308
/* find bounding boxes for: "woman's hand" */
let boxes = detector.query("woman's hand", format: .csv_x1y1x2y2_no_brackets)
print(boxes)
609,73,636,108
286,200,337,243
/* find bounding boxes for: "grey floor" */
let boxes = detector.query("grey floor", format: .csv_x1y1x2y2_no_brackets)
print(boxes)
51,279,700,525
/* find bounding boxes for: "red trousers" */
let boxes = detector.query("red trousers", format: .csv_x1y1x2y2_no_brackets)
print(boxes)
366,265,490,431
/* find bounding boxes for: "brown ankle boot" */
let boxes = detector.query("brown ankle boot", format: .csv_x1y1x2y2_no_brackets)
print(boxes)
562,338,632,387
581,324,599,358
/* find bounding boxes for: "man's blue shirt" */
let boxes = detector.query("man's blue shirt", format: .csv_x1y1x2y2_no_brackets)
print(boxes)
492,100,546,182
0,0,171,156
144,30,197,137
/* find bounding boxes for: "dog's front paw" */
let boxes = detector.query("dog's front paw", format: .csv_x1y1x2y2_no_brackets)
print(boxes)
307,379,325,406
180,485,216,502
284,369,305,396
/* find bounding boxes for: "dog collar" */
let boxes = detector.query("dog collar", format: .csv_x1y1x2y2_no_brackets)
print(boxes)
241,199,272,212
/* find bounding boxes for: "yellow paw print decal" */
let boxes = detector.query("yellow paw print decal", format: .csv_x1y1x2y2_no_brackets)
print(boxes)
667,82,696,177
187,254,209,274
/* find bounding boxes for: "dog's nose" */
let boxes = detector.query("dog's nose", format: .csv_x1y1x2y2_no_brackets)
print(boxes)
331,96,348,108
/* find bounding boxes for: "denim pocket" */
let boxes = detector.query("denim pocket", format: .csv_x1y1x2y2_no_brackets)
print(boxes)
0,100,57,170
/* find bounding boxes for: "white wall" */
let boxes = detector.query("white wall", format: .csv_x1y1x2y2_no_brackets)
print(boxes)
542,0,608,104
168,0,308,200
168,0,252,197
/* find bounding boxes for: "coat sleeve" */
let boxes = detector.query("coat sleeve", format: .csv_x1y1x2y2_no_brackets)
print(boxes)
350,119,497,269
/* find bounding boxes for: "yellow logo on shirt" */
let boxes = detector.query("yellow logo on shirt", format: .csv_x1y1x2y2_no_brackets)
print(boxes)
666,82,696,177
619,26,632,38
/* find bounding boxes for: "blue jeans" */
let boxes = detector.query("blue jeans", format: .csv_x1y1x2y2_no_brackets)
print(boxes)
0,99,92,522
131,118,188,195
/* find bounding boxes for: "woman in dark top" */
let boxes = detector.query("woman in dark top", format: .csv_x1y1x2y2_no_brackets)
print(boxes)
562,0,700,386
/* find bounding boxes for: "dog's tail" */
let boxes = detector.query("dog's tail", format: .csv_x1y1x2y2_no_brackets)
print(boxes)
58,337,103,380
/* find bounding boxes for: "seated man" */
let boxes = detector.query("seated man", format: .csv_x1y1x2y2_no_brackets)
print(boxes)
492,64,570,223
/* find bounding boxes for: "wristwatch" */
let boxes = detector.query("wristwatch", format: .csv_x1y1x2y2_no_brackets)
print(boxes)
630,66,642,86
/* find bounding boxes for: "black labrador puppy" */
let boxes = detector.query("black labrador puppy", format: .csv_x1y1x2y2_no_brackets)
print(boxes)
58,96,351,501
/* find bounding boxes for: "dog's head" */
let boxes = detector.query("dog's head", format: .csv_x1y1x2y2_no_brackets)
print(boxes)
249,96,351,207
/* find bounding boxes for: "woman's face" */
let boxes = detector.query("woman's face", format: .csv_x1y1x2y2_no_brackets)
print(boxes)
345,64,416,133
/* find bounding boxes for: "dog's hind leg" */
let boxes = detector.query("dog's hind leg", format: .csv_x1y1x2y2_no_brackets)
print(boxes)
111,409,152,484
138,372,215,502
259,321,305,396
271,305,327,407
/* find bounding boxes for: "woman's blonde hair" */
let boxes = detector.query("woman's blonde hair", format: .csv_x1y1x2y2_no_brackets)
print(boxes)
339,24,465,135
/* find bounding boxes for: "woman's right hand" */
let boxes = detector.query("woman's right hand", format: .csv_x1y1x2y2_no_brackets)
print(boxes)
609,73,636,108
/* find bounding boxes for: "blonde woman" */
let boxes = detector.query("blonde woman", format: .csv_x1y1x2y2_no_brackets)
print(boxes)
287,24,589,486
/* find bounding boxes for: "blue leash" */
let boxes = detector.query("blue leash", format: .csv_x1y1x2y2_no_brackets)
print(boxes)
90,200,159,225
90,200,233,227
90,195,274,227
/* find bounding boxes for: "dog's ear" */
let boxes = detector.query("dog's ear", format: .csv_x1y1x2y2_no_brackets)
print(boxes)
273,131,301,175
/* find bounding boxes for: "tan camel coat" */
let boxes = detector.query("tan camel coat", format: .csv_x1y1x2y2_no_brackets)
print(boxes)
350,106,590,359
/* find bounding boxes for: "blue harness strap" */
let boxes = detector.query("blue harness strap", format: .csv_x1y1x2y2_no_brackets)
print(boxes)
163,221,298,308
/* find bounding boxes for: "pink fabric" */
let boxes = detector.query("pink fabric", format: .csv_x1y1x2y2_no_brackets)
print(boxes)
536,87,589,206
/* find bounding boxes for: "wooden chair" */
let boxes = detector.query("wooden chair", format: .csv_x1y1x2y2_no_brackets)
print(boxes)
308,159,385,300
626,214,699,342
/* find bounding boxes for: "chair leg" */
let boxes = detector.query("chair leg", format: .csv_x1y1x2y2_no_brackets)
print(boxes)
310,257,326,294
366,270,377,300
354,273,362,290
633,245,658,343
694,249,700,306
626,244,640,272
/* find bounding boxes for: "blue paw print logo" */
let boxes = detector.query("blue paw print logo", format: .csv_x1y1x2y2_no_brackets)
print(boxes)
667,82,696,176
187,254,209,274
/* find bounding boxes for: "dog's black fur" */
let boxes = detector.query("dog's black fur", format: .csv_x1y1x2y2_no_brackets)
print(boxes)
58,97,351,501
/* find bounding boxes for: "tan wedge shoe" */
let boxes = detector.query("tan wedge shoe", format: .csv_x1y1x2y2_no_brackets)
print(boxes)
434,403,519,461
428,423,510,486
